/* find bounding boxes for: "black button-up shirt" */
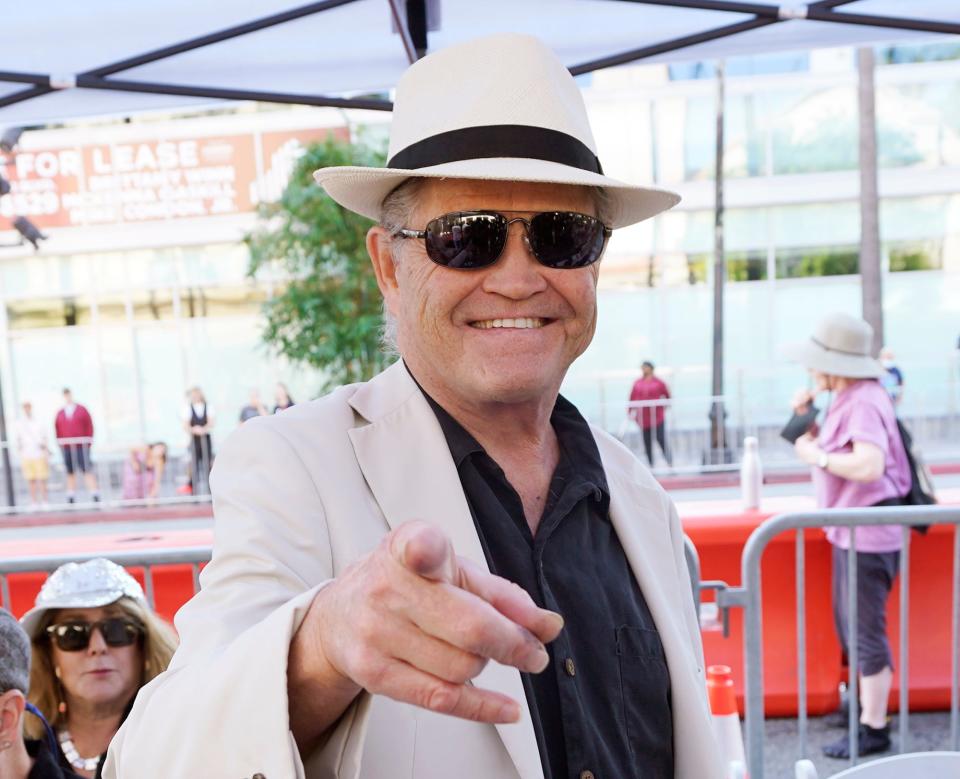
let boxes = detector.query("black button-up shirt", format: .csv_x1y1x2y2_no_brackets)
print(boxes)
424,391,674,779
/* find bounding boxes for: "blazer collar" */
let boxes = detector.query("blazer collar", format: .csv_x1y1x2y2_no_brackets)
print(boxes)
347,361,544,779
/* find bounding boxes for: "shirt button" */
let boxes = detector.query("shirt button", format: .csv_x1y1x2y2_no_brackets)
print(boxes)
564,657,576,677
580,771,595,779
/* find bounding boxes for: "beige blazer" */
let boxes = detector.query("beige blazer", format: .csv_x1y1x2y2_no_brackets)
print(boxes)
105,362,723,779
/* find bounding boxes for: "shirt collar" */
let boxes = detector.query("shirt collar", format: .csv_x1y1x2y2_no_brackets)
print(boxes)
406,362,609,499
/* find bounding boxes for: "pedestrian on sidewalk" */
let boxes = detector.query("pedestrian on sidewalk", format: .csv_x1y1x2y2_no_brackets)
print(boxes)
14,401,50,509
786,312,912,760
53,389,99,505
238,389,267,424
182,387,214,496
628,361,673,467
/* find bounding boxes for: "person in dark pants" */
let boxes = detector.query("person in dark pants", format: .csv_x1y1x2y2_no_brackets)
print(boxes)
786,313,912,759
53,389,99,504
629,361,673,467
106,34,723,778
182,387,215,496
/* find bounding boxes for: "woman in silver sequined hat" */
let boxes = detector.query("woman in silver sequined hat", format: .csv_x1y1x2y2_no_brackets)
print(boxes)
20,558,178,778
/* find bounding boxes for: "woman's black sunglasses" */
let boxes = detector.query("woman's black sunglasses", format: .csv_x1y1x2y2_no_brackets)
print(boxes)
45,617,144,652
396,210,611,270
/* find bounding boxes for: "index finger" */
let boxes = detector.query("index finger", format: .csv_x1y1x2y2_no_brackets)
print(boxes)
457,558,564,646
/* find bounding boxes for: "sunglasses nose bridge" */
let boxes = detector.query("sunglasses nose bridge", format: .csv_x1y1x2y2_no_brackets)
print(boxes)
503,216,535,256
87,624,109,652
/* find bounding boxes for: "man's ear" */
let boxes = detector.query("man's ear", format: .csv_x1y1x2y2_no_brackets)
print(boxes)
366,226,400,317
0,689,25,743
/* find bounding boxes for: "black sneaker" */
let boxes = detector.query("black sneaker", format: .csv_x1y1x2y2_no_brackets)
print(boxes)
822,723,891,759
66,495,75,504
824,699,850,729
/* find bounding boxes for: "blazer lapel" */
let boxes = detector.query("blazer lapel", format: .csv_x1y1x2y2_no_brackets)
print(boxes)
347,362,543,779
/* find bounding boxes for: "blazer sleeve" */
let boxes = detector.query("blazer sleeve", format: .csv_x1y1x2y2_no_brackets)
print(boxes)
103,417,370,779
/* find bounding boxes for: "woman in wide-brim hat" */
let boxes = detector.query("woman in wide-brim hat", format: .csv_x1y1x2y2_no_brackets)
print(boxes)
784,312,912,760
20,559,178,778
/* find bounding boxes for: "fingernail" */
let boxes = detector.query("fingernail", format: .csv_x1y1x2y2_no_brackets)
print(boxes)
530,647,550,673
548,612,564,631
499,701,521,722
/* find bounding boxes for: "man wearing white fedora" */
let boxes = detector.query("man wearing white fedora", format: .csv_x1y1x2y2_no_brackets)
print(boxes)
105,34,722,779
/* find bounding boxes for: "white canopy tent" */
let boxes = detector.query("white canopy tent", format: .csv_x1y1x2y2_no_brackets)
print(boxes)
2,0,959,125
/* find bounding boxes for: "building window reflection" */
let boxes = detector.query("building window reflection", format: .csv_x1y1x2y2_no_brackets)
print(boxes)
6,296,93,329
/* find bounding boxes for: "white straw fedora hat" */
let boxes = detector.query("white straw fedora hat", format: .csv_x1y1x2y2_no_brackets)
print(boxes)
313,33,680,229
783,312,884,379
20,558,146,640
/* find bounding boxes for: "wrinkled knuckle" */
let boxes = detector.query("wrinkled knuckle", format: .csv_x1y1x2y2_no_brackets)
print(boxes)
447,652,486,684
352,612,381,646
465,654,488,680
459,618,490,652
351,649,384,688
424,683,461,714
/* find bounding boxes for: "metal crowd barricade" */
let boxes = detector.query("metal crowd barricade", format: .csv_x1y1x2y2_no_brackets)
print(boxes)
0,547,213,612
714,505,960,779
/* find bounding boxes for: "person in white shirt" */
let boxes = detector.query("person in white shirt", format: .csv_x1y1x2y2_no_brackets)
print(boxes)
14,401,49,508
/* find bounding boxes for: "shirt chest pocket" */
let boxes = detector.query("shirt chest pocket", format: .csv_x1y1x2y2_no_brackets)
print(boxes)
616,625,674,779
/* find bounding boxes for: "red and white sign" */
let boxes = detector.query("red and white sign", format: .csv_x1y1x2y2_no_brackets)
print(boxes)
0,126,348,229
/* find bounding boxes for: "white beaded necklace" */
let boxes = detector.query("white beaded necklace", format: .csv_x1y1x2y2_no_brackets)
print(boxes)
57,729,100,772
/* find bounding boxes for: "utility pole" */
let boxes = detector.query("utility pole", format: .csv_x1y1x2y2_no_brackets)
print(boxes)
0,370,14,508
708,60,732,466
858,46,883,354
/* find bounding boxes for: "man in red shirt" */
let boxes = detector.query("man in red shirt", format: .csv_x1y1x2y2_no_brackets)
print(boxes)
53,387,100,503
628,361,673,467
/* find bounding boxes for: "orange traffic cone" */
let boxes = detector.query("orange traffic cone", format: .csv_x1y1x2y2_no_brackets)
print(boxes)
706,664,748,779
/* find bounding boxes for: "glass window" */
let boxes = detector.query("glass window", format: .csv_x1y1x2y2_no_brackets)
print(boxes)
887,241,943,272
777,246,859,278
726,250,768,281
769,86,858,175
9,330,102,442
178,244,250,286
123,248,180,289
95,293,129,326
6,296,93,329
97,326,141,444
180,285,266,318
130,289,176,321
134,325,187,447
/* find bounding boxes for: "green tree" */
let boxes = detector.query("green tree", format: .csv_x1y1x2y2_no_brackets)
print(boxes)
247,135,389,391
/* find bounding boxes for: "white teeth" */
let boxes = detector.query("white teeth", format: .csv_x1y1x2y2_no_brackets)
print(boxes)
471,317,546,329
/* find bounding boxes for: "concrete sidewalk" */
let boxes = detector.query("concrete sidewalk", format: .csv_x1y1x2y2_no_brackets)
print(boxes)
764,711,955,777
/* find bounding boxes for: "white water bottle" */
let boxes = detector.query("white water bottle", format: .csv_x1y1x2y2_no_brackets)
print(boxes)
740,436,762,511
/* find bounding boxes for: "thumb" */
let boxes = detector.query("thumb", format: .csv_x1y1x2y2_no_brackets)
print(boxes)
390,521,459,584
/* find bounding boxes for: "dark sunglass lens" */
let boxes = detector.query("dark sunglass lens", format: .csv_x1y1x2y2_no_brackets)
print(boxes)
529,212,606,269
101,618,140,647
53,623,91,652
424,213,506,269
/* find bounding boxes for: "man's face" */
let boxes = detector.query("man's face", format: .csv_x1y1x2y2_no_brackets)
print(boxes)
380,179,602,409
22,402,31,417
63,392,72,405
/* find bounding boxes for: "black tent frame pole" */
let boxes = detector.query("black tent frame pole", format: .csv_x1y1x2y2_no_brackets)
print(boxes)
1,0,956,112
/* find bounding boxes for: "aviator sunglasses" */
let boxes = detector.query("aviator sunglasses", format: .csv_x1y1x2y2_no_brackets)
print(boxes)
45,616,144,652
396,210,612,270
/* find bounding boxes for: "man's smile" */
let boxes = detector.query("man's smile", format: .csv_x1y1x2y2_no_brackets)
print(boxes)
468,317,550,330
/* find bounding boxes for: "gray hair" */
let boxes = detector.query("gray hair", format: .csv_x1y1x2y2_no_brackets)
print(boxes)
375,179,614,355
0,608,30,694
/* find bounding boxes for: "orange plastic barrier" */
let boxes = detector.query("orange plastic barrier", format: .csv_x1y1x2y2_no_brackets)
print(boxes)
0,527,211,624
680,494,958,716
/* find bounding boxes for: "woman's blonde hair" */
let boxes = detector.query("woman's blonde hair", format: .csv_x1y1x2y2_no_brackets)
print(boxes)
24,596,178,739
